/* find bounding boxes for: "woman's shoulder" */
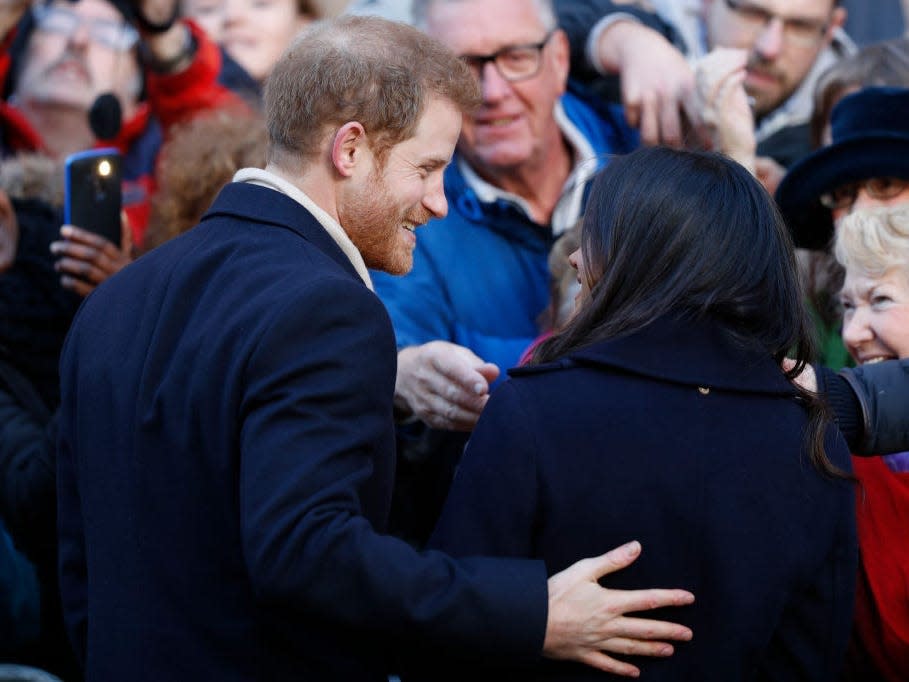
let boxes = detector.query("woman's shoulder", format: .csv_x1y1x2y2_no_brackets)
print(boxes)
510,316,796,398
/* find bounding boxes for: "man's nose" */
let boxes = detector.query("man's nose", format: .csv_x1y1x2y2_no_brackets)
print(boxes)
753,17,784,60
67,20,92,49
480,61,511,103
423,176,448,219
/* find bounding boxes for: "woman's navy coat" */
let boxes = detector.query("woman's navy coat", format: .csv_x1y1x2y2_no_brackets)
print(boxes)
429,315,858,681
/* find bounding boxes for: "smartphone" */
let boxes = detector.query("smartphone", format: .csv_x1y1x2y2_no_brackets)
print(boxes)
64,148,123,248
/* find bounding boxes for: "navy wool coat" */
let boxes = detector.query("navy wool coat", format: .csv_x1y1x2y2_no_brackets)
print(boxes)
427,315,858,681
56,182,548,681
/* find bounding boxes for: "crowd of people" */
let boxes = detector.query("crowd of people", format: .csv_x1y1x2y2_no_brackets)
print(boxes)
0,0,908,680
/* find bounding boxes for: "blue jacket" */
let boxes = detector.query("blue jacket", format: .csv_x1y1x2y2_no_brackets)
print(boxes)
427,315,858,680
373,84,637,378
57,182,548,681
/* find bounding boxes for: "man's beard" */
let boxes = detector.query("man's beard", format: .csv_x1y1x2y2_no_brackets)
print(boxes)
745,53,792,117
341,171,432,276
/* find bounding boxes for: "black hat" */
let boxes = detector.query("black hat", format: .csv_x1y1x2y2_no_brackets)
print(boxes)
776,86,909,250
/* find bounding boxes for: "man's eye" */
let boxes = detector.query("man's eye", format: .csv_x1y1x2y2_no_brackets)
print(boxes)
500,49,535,65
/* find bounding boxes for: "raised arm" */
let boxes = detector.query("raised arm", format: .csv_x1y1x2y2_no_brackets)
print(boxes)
556,0,693,147
836,360,909,455
796,360,909,455
130,0,245,128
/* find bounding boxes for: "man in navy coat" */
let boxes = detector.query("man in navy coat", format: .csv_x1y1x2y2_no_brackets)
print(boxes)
56,15,694,681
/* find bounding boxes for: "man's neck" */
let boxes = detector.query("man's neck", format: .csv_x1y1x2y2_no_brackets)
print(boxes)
264,161,341,223
473,126,573,226
18,101,96,159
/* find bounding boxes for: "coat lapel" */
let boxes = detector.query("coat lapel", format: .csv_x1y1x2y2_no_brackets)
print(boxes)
201,182,363,283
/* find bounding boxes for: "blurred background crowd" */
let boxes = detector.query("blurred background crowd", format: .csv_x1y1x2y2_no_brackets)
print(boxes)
1,0,908,679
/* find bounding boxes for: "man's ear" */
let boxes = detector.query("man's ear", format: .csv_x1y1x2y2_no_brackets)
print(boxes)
550,29,571,95
826,7,847,43
0,189,19,273
330,122,369,178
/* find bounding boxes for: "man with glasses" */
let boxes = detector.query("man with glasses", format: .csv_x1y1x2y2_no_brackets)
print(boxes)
1,0,239,245
560,0,852,166
371,0,638,544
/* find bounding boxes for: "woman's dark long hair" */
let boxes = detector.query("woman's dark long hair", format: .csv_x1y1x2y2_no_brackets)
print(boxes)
533,147,842,477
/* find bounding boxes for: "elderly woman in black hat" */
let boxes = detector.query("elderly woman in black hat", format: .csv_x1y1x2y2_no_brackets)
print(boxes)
779,85,909,369
772,86,909,460
777,86,909,251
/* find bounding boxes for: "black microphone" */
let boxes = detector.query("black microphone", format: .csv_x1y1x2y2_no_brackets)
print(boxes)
88,93,123,141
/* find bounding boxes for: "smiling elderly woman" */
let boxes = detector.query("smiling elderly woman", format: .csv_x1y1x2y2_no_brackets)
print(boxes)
834,204,909,682
837,205,909,364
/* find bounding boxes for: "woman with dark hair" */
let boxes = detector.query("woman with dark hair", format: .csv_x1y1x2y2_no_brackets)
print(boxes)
423,147,858,680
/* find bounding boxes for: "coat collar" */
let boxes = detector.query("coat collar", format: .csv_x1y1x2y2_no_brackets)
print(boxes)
201,181,365,284
512,314,797,397
232,168,372,288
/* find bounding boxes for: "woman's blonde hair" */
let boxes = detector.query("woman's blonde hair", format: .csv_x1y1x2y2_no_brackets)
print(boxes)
834,204,909,277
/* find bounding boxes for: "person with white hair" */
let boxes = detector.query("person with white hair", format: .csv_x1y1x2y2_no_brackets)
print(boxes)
834,204,909,681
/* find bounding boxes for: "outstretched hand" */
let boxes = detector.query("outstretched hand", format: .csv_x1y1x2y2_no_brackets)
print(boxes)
395,341,500,431
51,219,133,297
543,540,694,677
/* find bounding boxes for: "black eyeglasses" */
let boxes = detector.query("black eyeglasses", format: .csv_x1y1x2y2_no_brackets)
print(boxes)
722,0,830,48
819,177,909,211
31,4,139,52
459,31,554,83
